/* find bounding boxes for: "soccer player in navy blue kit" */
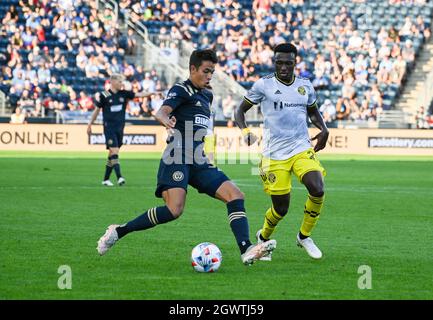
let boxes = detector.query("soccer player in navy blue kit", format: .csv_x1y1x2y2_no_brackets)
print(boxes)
87,74,155,186
97,50,276,265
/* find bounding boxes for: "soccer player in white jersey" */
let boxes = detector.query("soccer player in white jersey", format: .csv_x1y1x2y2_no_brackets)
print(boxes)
234,43,329,260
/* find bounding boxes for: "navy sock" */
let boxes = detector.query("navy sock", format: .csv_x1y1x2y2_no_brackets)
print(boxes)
116,206,175,238
104,157,113,181
227,199,252,254
111,154,122,179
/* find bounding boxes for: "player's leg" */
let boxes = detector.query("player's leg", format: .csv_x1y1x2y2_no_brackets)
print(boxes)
97,162,189,255
293,149,326,259
257,158,292,241
112,129,125,184
109,149,124,185
258,193,290,241
188,165,253,255
97,188,185,255
102,148,114,186
116,187,185,238
214,180,277,265
102,130,118,185
300,171,325,238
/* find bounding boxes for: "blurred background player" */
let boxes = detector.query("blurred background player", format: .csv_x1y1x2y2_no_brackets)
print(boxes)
87,73,155,186
96,49,276,265
235,43,329,260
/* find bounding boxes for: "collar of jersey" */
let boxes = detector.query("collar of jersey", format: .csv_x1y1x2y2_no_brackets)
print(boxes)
186,79,201,92
275,73,295,86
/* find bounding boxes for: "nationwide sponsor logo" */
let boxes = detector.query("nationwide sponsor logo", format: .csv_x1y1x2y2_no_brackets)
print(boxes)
368,137,433,148
89,134,156,145
273,101,305,110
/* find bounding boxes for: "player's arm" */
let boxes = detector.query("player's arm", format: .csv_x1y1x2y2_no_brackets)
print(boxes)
135,91,160,98
87,93,101,134
307,102,329,152
154,105,176,129
235,98,258,146
235,79,264,146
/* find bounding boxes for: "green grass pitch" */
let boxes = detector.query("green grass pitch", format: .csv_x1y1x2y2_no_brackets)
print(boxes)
0,151,432,299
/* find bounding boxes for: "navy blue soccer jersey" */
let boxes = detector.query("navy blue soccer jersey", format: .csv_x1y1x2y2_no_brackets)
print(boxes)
95,89,135,128
155,79,230,198
162,79,213,156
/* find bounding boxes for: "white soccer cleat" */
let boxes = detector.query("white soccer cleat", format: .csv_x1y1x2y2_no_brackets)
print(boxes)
256,229,272,261
117,177,126,186
97,224,120,255
241,239,277,266
102,180,114,186
296,233,322,259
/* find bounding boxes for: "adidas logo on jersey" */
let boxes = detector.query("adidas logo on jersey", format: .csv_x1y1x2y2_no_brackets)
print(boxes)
195,101,202,106
274,90,282,94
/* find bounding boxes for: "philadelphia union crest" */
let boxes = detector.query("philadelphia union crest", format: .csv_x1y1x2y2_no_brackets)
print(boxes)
172,171,184,182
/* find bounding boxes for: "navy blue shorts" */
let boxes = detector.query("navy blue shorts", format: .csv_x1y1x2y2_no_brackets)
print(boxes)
104,127,124,149
155,160,230,198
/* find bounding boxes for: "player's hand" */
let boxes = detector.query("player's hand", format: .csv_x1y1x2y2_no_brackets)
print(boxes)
87,125,92,135
245,132,258,146
242,130,258,146
163,116,176,134
312,129,329,152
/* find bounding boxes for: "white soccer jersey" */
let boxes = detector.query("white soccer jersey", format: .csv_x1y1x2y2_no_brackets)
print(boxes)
244,74,317,160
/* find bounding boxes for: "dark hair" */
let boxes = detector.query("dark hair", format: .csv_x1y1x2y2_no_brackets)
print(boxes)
273,43,298,56
189,49,218,69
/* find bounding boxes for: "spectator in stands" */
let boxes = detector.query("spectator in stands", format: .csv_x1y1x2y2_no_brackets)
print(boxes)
415,106,430,129
78,91,94,112
127,97,142,117
150,93,164,116
222,94,236,122
10,107,27,124
30,99,44,117
319,99,336,124
17,89,35,112
402,39,415,63
365,84,383,110
390,55,407,85
335,98,353,120
141,72,156,93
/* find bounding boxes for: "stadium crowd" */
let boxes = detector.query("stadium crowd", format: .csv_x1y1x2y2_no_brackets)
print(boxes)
0,0,432,126
124,0,432,123
0,0,168,121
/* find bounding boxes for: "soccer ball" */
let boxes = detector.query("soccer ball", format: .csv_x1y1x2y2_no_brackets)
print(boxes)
191,242,222,273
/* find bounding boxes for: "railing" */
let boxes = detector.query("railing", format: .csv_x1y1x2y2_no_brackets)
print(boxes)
377,110,413,128
0,90,6,116
95,1,252,120
416,69,433,112
123,12,188,86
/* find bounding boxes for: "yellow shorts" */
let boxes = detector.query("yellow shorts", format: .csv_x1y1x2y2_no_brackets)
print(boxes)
259,148,326,195
204,134,216,156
